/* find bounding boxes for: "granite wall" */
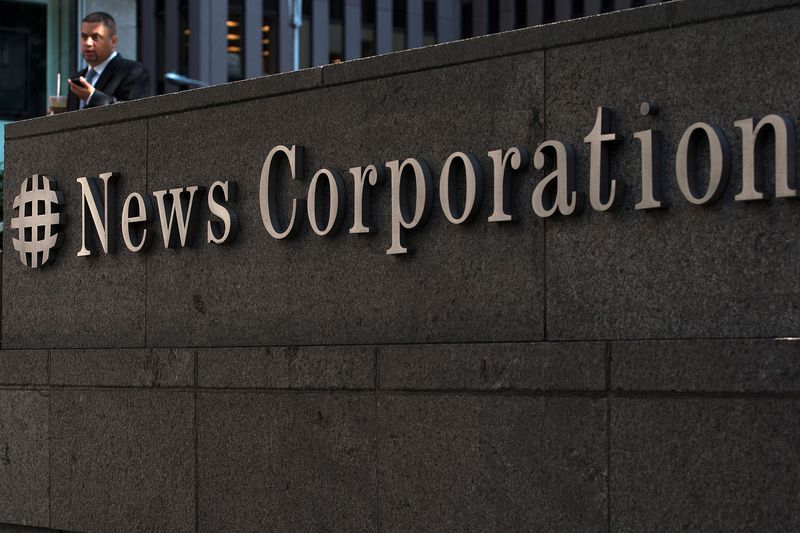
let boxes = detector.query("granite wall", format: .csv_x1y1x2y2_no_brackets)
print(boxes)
2,0,800,531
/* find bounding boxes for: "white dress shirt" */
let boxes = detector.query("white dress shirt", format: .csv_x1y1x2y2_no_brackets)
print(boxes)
84,50,118,106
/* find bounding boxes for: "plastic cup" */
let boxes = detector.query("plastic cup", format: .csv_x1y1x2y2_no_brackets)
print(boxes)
48,95,67,114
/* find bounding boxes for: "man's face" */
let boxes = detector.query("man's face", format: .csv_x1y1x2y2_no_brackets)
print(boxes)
80,22,117,67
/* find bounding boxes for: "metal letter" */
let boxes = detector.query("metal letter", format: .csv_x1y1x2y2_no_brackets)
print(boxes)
487,147,530,222
734,114,798,201
207,180,239,244
121,192,153,252
307,168,346,236
349,164,385,234
676,122,731,205
259,145,305,239
531,141,582,217
152,186,206,248
634,129,664,210
439,151,484,224
584,106,624,211
76,172,117,256
385,158,433,255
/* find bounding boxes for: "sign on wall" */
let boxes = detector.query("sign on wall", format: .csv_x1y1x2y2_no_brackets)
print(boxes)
10,106,797,268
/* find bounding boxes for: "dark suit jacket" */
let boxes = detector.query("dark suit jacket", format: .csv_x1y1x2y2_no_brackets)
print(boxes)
67,54,151,111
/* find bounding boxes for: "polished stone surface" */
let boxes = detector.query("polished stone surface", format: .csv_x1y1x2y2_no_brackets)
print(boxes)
146,53,545,347
3,121,148,349
612,398,800,531
379,341,606,390
378,394,607,531
545,8,800,340
612,338,800,392
0,525,61,533
49,390,194,532
0,391,48,528
0,351,47,386
50,348,194,387
197,391,377,532
198,345,375,389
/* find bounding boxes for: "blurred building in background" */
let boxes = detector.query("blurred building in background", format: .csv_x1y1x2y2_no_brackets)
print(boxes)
0,0,667,167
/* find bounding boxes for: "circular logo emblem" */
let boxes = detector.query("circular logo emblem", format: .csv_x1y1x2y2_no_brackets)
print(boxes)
10,174,66,268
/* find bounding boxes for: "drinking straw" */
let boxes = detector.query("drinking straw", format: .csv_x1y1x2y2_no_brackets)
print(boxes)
57,73,61,97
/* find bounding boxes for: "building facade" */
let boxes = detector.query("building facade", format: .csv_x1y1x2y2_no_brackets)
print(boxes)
135,0,666,93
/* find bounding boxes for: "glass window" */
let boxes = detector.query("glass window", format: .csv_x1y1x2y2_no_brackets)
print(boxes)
543,0,555,23
571,0,584,18
329,0,344,63
150,0,165,94
300,0,312,68
392,0,406,51
362,0,376,57
180,0,190,78
262,0,279,74
515,0,527,28
488,0,498,34
227,0,244,81
0,1,76,121
425,0,437,44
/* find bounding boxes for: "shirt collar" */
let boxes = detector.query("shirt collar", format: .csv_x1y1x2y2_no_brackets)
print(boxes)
88,50,118,79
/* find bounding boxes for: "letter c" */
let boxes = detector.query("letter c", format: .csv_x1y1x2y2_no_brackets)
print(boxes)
259,145,305,239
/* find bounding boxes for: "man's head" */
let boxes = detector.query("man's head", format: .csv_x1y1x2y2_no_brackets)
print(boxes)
80,12,117,67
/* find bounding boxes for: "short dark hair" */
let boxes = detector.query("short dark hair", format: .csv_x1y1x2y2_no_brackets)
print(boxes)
82,11,117,35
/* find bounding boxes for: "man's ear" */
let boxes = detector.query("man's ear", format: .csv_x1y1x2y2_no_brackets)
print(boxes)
111,34,118,49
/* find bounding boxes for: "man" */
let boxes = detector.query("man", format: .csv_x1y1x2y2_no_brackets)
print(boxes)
67,11,151,111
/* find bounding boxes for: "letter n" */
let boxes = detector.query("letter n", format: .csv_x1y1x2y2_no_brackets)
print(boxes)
735,114,798,200
77,172,117,256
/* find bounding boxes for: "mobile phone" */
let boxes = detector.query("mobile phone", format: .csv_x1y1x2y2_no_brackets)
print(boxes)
68,76,83,85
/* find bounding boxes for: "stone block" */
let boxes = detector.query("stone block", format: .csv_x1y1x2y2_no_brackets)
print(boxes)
612,338,800,392
544,8,800,340
49,390,194,532
50,348,194,387
379,341,606,391
611,398,800,531
378,394,607,531
146,54,545,347
197,391,377,531
0,351,47,385
197,347,266,388
198,345,375,389
0,391,49,528
149,348,196,387
3,121,148,349
322,31,530,86
0,525,60,532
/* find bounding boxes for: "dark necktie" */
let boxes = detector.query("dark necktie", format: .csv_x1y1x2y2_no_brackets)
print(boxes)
79,68,99,109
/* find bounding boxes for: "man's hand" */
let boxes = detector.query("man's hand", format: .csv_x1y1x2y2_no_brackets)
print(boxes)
67,77,95,103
